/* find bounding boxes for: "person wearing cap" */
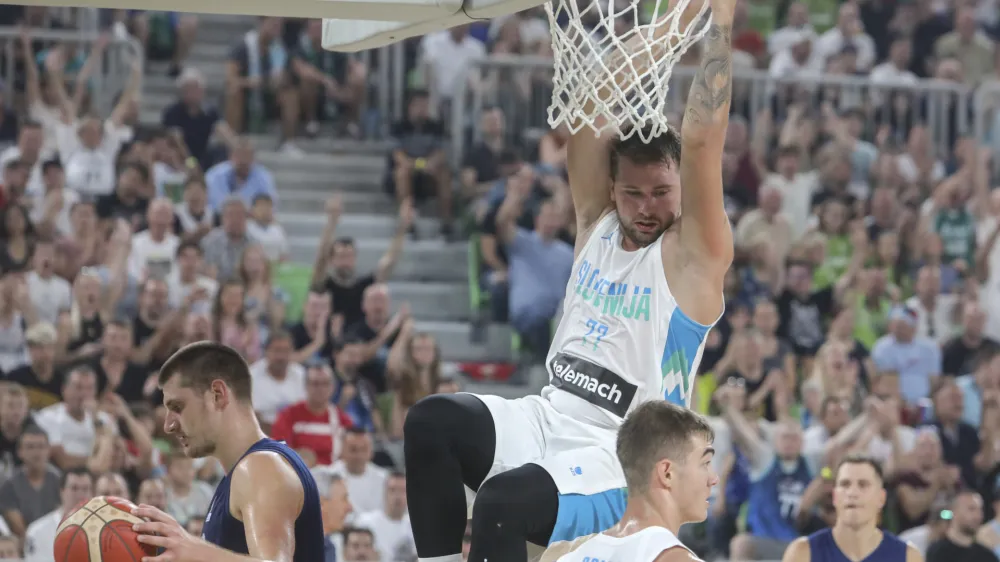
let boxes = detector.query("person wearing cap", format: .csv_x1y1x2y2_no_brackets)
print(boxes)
872,305,943,408
162,67,237,169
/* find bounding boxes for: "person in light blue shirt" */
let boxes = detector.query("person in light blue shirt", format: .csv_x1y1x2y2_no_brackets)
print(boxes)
203,139,278,212
872,305,942,406
956,347,1000,428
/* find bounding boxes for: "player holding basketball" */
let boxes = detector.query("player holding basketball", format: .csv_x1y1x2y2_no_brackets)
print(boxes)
131,342,324,562
781,456,923,562
403,0,735,560
550,401,716,562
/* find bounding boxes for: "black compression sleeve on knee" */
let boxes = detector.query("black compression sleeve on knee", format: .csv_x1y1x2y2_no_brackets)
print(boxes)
404,393,498,558
468,463,560,562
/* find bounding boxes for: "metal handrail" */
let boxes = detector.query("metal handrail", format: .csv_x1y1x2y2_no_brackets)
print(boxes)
451,57,974,167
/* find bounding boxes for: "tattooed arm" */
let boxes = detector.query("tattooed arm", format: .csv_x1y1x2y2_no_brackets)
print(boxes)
677,4,736,271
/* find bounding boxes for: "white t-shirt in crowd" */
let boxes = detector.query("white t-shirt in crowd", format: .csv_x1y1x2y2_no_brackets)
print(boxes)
326,461,388,515
34,403,117,458
247,220,289,262
248,359,307,424
867,425,917,466
128,231,180,281
165,480,216,525
167,273,218,312
27,271,72,325
896,153,945,185
813,27,877,70
29,187,79,237
763,171,819,241
419,31,486,100
23,507,60,562
153,161,189,200
28,101,62,160
354,510,415,562
174,203,215,234
57,120,128,197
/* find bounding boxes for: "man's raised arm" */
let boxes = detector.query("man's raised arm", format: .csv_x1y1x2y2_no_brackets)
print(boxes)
677,0,736,271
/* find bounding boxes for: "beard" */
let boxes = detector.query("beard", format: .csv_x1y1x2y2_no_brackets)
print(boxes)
618,212,676,248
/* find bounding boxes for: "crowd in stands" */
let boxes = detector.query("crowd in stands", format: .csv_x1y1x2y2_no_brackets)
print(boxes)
5,0,1000,561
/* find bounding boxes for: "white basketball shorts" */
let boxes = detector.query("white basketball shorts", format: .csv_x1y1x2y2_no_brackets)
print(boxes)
464,393,628,545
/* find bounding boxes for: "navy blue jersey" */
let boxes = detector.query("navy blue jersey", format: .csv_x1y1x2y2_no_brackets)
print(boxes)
202,438,324,562
807,528,907,562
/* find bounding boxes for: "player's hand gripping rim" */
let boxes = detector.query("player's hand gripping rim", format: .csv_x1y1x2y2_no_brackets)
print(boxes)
132,504,210,562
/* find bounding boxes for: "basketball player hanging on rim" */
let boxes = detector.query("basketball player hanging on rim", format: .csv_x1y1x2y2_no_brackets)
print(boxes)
404,0,736,560
131,342,325,562
781,455,923,562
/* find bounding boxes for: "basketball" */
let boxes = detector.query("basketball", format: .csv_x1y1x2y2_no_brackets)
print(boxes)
54,496,157,562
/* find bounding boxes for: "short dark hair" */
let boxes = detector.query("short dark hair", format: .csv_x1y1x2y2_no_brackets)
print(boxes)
609,124,682,180
344,426,368,437
120,161,150,182
158,341,253,401
342,526,374,544
616,401,714,493
176,241,203,258
59,467,93,490
265,329,292,349
836,454,884,483
65,366,97,387
42,158,63,174
18,424,48,447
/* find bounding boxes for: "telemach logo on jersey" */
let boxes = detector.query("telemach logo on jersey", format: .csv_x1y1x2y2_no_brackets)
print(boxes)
549,352,638,417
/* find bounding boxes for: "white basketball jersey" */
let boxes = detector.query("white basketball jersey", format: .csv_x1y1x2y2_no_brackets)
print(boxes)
554,527,700,562
541,212,717,428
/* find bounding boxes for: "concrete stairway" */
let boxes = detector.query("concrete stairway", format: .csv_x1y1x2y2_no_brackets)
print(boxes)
137,17,516,364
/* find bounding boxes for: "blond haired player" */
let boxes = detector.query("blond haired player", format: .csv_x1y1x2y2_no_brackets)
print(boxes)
403,0,736,559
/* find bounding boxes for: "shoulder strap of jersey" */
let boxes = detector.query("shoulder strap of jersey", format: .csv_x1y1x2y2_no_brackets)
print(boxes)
577,211,618,258
641,528,698,561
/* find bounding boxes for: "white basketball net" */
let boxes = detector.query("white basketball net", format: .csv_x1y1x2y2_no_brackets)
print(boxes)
545,0,712,142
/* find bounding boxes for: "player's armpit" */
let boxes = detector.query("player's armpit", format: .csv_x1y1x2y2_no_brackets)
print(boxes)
676,1,736,272
905,543,924,562
230,451,305,562
652,546,701,562
779,537,812,562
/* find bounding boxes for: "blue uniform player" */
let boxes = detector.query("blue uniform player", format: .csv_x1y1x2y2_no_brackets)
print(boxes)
133,342,325,562
781,455,923,562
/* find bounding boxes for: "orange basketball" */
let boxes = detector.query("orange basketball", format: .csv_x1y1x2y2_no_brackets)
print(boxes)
54,496,158,562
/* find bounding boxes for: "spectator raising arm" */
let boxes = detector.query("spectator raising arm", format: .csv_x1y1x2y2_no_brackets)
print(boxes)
374,199,414,284
309,194,344,289
494,173,530,246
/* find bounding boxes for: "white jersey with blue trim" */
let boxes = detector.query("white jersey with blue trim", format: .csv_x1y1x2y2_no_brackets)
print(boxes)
554,527,701,562
541,211,716,428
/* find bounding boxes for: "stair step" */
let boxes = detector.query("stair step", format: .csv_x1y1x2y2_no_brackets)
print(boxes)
389,281,471,321
413,320,513,362
278,212,441,239
287,237,468,282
